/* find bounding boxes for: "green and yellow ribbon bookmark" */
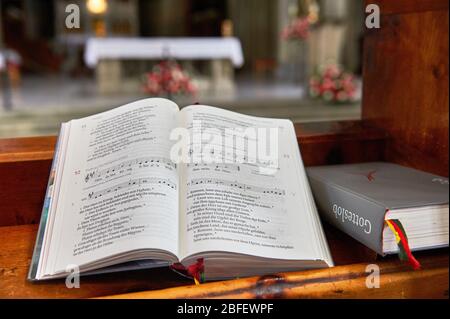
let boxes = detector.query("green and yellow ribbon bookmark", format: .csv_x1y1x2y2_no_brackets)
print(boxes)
386,219,421,270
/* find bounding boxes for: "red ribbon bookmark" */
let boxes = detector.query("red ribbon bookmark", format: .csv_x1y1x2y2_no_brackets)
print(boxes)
170,258,205,285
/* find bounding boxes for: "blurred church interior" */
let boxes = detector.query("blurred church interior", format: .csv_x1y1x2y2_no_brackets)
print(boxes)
0,0,365,137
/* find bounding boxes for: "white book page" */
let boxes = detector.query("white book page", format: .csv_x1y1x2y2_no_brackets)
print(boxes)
46,98,180,275
178,105,321,261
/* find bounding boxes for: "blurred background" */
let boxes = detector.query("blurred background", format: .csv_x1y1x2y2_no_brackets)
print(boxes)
0,0,365,137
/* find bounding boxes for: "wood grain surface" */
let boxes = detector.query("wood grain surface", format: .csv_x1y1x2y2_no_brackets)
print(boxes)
363,0,449,177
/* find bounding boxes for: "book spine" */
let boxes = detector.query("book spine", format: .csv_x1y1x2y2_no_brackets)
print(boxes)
308,175,387,255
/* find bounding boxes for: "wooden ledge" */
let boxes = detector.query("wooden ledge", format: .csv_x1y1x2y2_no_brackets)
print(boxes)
0,224,447,299
0,136,57,163
294,120,387,144
0,224,192,298
102,253,449,299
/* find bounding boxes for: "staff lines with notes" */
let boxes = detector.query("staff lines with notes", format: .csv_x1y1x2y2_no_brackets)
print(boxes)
85,177,177,200
186,162,281,178
84,156,177,183
187,146,279,168
187,162,240,172
188,178,285,196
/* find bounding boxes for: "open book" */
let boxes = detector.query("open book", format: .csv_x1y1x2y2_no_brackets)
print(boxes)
28,98,333,281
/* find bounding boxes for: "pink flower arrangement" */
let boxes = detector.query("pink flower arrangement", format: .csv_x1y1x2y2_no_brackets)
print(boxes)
143,60,197,97
309,64,358,103
281,17,311,41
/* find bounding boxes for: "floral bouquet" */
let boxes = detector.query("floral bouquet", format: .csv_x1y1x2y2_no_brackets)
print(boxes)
281,17,311,41
309,64,358,104
143,60,197,98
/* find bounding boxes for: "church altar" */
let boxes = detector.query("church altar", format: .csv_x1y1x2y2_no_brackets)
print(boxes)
84,37,244,95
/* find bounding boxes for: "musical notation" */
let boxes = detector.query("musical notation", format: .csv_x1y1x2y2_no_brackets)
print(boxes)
86,177,177,200
186,147,278,169
187,162,240,172
188,178,285,195
188,146,247,158
85,157,176,183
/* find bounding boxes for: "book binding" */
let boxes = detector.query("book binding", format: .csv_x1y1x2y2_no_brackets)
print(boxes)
307,175,387,255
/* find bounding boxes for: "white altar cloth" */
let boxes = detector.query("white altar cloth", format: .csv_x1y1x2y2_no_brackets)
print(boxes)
84,37,244,68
